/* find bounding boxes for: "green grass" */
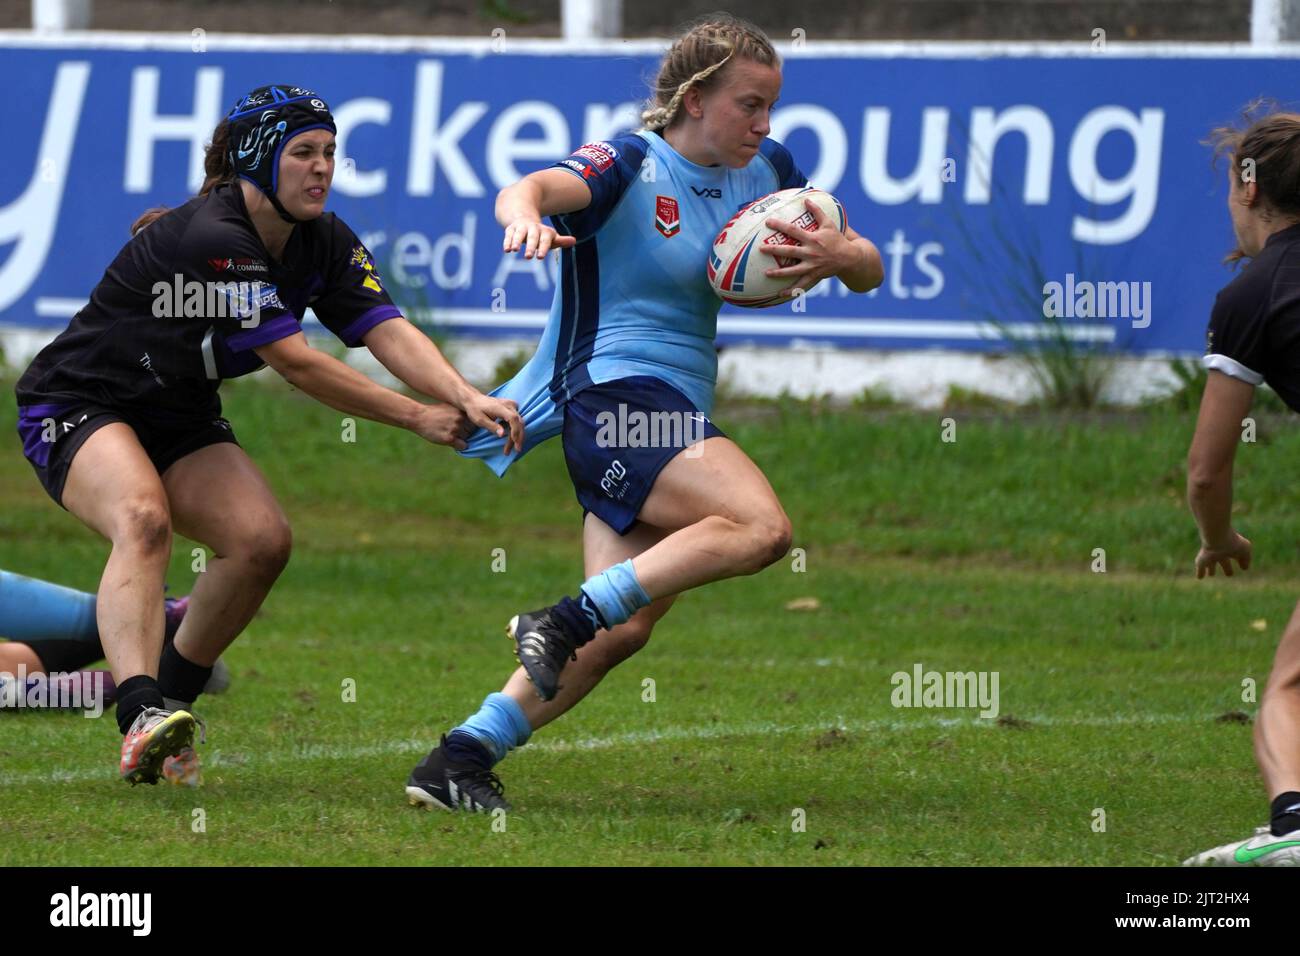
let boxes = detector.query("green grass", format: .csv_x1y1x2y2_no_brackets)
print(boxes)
0,377,1294,865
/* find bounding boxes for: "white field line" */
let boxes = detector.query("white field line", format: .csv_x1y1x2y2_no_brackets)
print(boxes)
0,711,1223,788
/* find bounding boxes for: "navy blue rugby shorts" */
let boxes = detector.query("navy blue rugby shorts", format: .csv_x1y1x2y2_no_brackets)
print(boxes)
561,376,725,535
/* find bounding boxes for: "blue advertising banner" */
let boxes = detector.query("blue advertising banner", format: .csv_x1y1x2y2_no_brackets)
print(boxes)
0,35,1294,353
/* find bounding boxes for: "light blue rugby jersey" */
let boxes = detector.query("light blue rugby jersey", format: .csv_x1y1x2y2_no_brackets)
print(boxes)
462,130,806,475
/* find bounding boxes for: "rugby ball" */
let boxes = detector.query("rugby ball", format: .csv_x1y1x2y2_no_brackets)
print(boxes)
707,186,846,308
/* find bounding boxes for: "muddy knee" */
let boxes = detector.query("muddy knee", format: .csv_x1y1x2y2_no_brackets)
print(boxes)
117,498,172,558
746,512,793,572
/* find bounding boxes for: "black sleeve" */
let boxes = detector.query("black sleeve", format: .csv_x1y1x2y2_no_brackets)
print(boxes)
309,217,403,347
176,222,299,354
1204,271,1269,385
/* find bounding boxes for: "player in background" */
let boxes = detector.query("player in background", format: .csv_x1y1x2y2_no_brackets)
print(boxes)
0,569,229,709
15,85,522,787
1183,104,1300,866
406,15,883,812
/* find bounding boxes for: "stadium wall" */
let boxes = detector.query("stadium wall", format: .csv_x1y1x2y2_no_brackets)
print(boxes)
1,32,1293,403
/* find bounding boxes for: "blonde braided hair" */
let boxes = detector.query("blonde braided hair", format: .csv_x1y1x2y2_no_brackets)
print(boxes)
641,14,780,133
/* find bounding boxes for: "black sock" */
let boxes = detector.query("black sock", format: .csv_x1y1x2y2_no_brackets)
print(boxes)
443,730,493,770
115,675,165,734
551,594,602,647
578,589,610,631
1270,791,1300,836
157,642,212,709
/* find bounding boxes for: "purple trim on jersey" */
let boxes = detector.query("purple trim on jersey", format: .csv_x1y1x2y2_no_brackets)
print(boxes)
338,304,401,346
16,404,73,468
224,313,301,351
18,402,74,418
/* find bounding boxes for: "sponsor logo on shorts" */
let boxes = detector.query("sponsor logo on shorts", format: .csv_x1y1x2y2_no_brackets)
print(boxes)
24,410,89,459
599,459,629,499
51,413,89,439
560,159,585,173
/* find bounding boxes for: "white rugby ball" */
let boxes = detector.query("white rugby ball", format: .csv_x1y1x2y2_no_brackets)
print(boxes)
707,187,846,308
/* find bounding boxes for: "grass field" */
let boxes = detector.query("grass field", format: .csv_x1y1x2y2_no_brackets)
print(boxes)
1,374,1296,866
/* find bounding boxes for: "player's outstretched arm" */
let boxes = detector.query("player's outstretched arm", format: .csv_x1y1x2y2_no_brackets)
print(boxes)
1187,369,1255,577
254,332,472,449
362,317,523,454
496,169,591,259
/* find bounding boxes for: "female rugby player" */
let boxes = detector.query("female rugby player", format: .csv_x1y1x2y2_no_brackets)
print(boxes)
406,16,883,811
15,84,522,786
1182,106,1300,866
0,569,229,708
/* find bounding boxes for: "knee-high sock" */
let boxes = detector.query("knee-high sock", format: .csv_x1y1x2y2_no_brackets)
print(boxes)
452,692,533,765
579,559,651,631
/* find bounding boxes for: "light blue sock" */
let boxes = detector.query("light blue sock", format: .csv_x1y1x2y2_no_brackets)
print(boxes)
0,570,98,643
455,692,532,765
579,559,651,630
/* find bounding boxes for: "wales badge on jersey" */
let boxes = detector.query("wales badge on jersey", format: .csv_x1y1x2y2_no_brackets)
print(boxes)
655,195,681,238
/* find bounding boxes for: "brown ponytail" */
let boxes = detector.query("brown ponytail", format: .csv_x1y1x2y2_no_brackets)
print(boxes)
1206,100,1300,262
129,119,236,236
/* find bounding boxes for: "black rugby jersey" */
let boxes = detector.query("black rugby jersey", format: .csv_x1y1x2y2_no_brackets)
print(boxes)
1204,222,1300,411
16,182,400,419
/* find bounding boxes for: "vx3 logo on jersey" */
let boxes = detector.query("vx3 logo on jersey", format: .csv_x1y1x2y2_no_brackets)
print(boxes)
691,186,722,199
